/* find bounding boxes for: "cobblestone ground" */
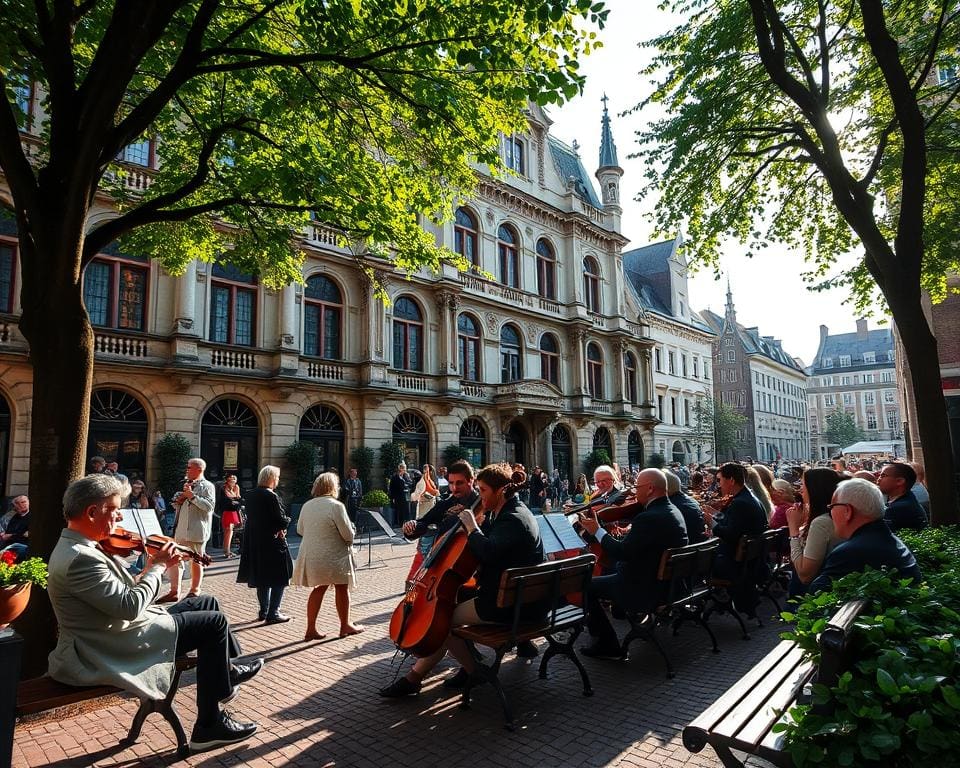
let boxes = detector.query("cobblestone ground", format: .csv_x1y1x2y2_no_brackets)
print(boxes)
13,535,785,768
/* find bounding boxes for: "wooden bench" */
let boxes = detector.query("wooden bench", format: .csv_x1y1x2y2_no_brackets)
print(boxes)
682,598,867,767
17,655,198,757
452,553,595,730
621,538,721,678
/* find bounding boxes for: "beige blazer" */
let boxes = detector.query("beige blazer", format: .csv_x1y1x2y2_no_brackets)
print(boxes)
173,477,216,543
47,529,178,700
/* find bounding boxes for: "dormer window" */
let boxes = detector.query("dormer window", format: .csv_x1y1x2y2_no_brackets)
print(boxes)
503,135,525,175
863,351,875,364
822,357,833,368
839,355,851,367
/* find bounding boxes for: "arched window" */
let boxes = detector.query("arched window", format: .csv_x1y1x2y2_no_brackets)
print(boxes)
593,427,612,458
201,398,259,487
500,324,522,383
498,225,520,288
303,274,342,359
536,239,556,300
587,342,604,399
87,389,148,482
299,405,345,476
392,296,423,371
583,256,601,313
393,411,430,466
458,313,481,381
627,430,644,471
459,418,487,467
454,207,479,267
539,333,560,386
624,351,638,405
551,424,572,481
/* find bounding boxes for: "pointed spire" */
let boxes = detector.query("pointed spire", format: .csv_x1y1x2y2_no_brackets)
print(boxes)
598,93,619,169
725,276,737,321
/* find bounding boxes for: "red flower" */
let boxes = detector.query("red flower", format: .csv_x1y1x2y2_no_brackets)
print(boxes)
0,550,15,566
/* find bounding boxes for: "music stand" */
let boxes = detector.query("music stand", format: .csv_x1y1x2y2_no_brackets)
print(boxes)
537,514,588,559
355,508,410,570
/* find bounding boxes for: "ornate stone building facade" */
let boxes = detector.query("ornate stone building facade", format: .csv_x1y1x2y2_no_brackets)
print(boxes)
0,100,656,496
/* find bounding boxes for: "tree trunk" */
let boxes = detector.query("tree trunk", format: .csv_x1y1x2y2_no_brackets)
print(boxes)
889,292,959,525
14,221,93,676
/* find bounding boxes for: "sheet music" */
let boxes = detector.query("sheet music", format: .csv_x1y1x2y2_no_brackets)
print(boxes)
537,513,586,555
120,507,164,538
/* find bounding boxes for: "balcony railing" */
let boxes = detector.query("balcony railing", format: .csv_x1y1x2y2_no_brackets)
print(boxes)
396,373,430,392
460,381,489,399
458,273,561,315
209,347,257,370
94,333,149,359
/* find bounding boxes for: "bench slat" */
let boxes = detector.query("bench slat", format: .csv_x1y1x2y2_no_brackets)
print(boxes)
686,640,798,735
712,644,809,743
17,679,124,715
454,605,584,647
728,657,814,748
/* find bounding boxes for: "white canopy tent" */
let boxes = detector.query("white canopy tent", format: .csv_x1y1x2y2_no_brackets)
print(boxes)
840,440,905,457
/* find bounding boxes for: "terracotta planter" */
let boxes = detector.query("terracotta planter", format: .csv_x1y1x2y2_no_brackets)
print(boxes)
0,582,31,628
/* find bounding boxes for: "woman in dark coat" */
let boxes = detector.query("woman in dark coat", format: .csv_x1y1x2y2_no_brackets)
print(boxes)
237,465,293,623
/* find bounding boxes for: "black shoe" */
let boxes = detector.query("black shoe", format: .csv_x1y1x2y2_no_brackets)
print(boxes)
378,677,421,698
257,610,267,621
580,643,623,661
221,685,240,704
189,711,258,752
516,640,539,659
264,613,291,624
443,668,470,689
230,658,264,687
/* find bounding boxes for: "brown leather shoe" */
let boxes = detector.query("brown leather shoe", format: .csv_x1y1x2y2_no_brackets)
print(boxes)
156,592,181,604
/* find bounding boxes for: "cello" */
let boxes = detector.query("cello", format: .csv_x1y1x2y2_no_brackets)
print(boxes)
388,498,484,657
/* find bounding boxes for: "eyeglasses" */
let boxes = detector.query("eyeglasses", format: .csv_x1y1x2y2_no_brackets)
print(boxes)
826,502,851,512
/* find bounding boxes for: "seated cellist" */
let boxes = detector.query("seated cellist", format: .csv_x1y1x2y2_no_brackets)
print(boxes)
379,464,545,697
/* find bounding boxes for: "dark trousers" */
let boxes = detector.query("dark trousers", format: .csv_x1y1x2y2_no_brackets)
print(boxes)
585,574,626,650
256,585,286,618
169,594,241,727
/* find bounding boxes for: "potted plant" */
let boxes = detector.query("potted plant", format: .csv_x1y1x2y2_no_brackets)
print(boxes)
0,551,48,628
360,489,391,515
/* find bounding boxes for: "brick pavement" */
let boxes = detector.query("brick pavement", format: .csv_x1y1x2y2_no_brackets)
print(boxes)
13,536,784,768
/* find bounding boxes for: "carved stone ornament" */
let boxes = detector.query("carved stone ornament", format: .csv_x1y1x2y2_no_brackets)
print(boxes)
175,318,194,332
485,312,499,336
524,322,540,344
567,327,587,345
485,208,496,226
280,333,294,346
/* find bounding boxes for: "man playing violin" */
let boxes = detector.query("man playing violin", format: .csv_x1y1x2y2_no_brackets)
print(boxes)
578,468,688,659
48,474,263,752
380,464,544,697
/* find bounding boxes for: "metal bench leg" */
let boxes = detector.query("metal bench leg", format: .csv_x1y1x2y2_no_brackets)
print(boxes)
713,743,747,768
124,663,189,757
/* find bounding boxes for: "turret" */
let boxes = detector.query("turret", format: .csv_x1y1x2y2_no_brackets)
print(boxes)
595,94,623,228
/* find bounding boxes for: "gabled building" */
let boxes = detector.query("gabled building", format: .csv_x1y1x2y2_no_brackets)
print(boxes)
807,319,900,460
623,236,716,465
0,93,658,496
700,287,809,462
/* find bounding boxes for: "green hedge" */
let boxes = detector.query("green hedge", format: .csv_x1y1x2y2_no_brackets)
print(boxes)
778,528,960,767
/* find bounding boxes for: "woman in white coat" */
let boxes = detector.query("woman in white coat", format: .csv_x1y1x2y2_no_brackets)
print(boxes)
293,472,364,640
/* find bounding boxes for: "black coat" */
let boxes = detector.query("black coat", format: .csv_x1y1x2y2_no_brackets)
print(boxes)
883,491,928,533
237,487,293,588
809,520,922,594
712,487,767,562
668,492,707,544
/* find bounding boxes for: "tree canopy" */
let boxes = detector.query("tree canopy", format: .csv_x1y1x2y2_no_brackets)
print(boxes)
0,0,606,285
634,0,959,521
824,408,865,450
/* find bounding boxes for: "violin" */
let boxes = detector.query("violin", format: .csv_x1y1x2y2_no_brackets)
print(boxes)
100,527,212,566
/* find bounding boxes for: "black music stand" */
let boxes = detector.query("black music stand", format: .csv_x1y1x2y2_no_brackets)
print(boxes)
356,508,410,570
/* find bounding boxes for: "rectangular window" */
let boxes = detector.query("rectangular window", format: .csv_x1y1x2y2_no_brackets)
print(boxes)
121,139,154,167
692,358,699,378
704,362,710,380
938,63,958,85
884,390,896,403
12,75,32,130
824,394,835,406
0,242,14,312
657,394,665,420
842,376,851,386
117,266,146,329
882,371,894,383
726,349,735,362
503,135,525,174
843,393,852,405
668,351,676,375
655,347,662,372
82,257,148,331
864,391,875,405
84,262,111,326
684,399,690,426
886,411,899,429
863,351,876,364
864,373,874,383
823,357,833,368
209,282,256,346
681,355,688,377
670,397,677,424
839,355,851,367
867,412,877,429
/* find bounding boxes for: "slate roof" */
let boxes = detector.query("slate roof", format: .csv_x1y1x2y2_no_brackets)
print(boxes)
623,239,714,335
547,136,602,209
810,327,895,373
700,308,804,372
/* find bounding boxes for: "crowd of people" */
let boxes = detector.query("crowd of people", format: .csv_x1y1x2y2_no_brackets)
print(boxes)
32,446,929,755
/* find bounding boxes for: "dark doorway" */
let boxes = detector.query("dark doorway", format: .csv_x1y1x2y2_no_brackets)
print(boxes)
504,422,527,467
593,427,613,462
551,425,572,481
299,405,345,477
627,430,644,471
201,399,259,489
393,411,429,467
459,418,487,468
87,389,148,481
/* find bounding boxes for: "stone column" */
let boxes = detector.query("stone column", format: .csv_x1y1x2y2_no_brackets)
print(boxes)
280,283,298,350
173,259,198,334
568,327,587,395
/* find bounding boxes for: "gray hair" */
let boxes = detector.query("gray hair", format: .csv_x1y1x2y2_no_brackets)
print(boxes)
833,478,884,519
312,472,340,498
664,470,681,495
188,457,207,471
63,474,127,520
258,464,280,486
593,464,617,481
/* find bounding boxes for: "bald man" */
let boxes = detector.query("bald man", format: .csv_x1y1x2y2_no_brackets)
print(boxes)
579,468,688,658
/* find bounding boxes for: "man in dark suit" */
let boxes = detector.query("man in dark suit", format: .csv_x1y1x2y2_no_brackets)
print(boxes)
710,462,768,613
342,468,363,522
877,462,927,533
810,478,921,593
578,468,688,659
388,462,413,525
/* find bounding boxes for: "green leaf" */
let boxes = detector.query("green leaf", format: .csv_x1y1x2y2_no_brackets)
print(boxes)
876,668,899,696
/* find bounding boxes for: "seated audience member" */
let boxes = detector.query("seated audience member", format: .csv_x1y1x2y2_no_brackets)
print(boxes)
579,469,687,658
853,470,877,482
768,479,796,529
745,466,775,523
665,471,707,544
809,478,922,593
877,463,928,532
907,461,930,516
785,468,843,595
47,474,263,752
0,495,30,560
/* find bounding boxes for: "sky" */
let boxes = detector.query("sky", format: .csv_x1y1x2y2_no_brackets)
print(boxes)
547,0,886,365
